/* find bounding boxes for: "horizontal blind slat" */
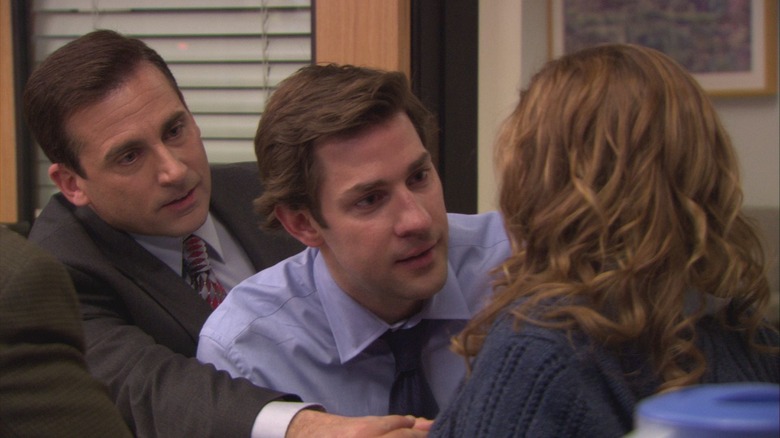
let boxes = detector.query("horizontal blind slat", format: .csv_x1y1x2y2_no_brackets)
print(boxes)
194,114,261,139
172,63,307,89
34,36,311,63
33,9,311,36
184,89,268,113
34,0,311,12
204,140,257,163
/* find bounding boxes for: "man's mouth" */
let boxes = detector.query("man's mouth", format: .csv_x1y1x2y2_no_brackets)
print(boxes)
162,188,195,208
396,242,437,267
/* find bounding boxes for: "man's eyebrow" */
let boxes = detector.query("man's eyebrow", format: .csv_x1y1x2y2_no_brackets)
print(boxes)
343,151,432,197
104,139,143,164
160,110,188,135
408,151,432,173
102,111,188,164
344,178,386,198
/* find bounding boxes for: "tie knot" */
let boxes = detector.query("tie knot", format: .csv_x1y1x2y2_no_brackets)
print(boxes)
382,320,430,373
184,234,210,275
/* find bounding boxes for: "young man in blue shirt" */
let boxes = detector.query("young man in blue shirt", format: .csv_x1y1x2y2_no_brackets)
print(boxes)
198,64,511,417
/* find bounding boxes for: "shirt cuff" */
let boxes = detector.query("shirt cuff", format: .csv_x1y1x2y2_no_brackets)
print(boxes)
251,401,324,438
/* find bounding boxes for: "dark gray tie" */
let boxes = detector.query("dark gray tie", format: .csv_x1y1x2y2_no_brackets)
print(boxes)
381,320,439,418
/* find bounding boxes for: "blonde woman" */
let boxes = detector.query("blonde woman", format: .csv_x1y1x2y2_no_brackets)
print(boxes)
431,44,779,437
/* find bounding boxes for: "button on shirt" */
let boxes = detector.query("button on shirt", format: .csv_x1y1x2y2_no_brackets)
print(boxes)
197,212,511,416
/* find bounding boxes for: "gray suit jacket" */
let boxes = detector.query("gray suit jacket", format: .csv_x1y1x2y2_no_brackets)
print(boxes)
29,162,305,437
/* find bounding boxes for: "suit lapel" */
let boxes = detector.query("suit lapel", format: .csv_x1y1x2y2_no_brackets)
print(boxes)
74,207,211,343
68,163,302,346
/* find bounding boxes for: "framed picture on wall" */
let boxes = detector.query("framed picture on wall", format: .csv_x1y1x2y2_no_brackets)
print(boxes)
549,0,778,97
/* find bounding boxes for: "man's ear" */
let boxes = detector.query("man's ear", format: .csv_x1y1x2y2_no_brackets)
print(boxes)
49,163,90,207
274,205,324,247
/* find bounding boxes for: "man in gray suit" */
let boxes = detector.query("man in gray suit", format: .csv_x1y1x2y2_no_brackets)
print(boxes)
24,30,429,438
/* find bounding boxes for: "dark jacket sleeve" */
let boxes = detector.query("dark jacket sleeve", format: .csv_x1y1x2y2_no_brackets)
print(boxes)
71,266,298,438
28,163,304,438
0,227,132,438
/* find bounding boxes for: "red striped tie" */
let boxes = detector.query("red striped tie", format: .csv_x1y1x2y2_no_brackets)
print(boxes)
183,234,227,309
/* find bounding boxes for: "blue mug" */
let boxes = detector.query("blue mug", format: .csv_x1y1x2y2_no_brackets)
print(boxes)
630,382,780,437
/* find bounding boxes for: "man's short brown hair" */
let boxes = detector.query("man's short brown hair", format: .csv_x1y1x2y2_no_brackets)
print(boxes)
254,64,437,230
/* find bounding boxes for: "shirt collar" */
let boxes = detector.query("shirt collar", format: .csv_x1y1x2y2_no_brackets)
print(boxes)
315,251,472,364
132,213,224,276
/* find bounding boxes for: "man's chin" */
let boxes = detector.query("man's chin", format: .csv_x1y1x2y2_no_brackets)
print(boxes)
157,210,209,238
408,275,449,302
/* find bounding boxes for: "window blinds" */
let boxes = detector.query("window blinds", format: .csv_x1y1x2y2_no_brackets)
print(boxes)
30,0,312,209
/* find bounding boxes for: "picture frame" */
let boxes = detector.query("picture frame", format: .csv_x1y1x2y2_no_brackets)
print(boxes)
548,0,778,97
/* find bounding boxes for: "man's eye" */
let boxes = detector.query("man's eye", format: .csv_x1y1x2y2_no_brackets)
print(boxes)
118,150,140,165
166,123,184,140
355,193,384,208
409,169,429,185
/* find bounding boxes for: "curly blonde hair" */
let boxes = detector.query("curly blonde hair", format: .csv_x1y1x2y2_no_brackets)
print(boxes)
456,44,774,391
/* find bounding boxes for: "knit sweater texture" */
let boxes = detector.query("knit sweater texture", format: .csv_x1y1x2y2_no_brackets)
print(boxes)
430,312,779,437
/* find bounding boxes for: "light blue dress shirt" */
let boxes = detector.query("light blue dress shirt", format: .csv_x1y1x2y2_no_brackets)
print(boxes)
197,212,510,416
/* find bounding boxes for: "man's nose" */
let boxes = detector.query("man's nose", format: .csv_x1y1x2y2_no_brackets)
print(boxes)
394,190,433,237
156,146,187,185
